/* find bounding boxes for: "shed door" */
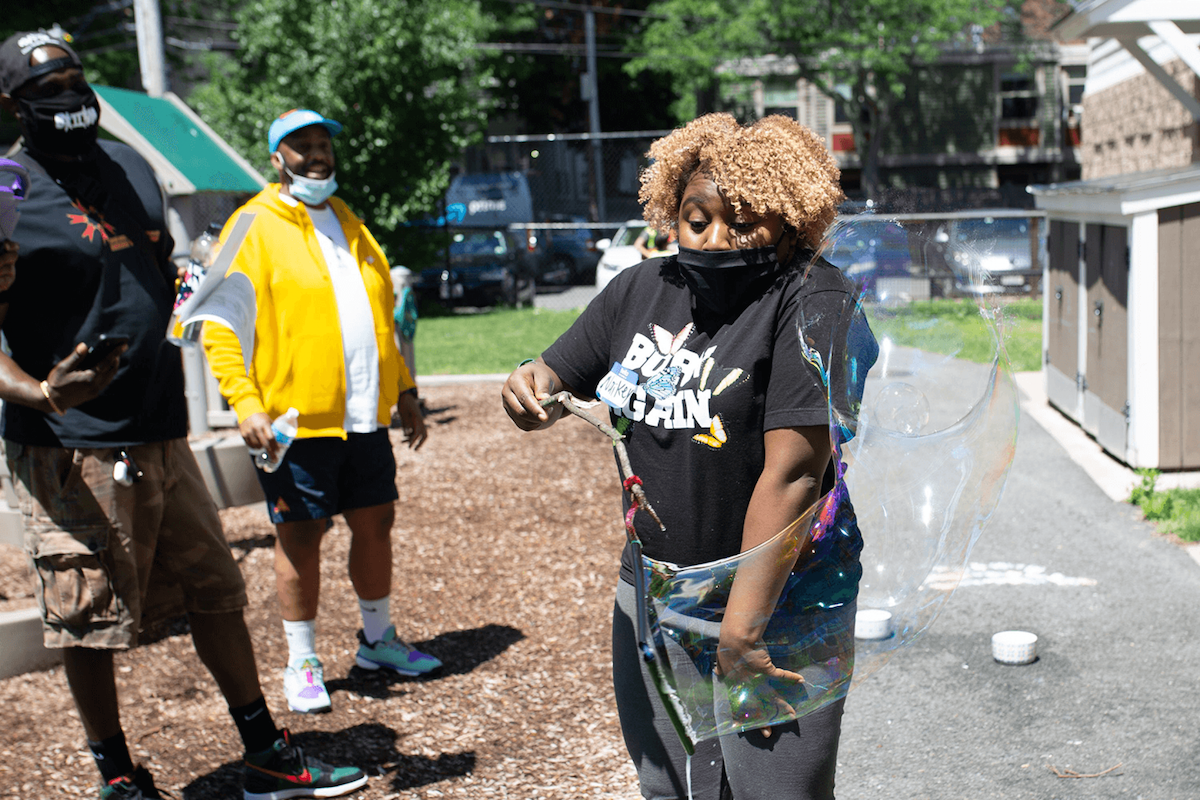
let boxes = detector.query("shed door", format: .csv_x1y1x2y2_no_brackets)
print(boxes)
1083,223,1128,455
1046,220,1080,415
1158,203,1200,469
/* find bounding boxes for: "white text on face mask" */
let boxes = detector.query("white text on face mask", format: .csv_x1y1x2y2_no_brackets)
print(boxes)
54,105,98,132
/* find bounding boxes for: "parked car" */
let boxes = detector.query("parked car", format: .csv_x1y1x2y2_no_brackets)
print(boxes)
594,220,649,292
824,218,927,300
413,227,537,309
937,215,1041,295
536,215,602,286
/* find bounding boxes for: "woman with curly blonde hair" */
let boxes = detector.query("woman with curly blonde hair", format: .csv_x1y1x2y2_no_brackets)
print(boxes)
503,113,876,800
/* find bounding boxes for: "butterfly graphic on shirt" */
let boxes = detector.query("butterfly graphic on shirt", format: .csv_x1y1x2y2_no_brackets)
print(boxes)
692,414,728,449
644,366,683,400
698,358,746,397
651,322,694,355
636,323,694,402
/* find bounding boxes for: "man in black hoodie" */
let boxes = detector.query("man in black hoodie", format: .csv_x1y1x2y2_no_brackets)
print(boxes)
0,29,367,800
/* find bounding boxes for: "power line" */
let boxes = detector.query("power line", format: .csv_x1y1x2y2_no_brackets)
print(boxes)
476,42,634,57
488,0,671,20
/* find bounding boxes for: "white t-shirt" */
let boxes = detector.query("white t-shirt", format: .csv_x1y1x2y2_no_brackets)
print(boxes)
298,199,381,433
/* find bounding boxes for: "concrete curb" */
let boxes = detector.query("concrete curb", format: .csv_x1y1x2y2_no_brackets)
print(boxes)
418,373,509,386
1014,370,1200,501
0,607,59,676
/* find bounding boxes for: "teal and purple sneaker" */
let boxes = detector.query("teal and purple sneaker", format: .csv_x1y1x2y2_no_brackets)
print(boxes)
242,729,367,799
355,626,442,676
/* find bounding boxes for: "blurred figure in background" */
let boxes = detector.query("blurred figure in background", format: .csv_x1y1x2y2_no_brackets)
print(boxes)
391,265,419,388
633,225,677,259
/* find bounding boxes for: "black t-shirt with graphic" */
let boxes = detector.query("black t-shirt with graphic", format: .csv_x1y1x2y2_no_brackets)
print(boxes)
544,252,876,584
1,141,187,447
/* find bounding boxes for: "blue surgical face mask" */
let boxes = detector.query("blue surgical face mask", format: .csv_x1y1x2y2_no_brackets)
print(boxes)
279,160,338,206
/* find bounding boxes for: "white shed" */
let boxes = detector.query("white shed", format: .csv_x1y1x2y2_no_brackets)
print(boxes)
1031,166,1200,470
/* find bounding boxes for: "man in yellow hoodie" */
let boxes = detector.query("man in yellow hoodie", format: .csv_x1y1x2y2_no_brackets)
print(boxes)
204,109,438,716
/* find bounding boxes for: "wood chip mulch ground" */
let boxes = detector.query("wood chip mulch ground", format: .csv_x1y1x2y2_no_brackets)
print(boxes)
0,383,643,799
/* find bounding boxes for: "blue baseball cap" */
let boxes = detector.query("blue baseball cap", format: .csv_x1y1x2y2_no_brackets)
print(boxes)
267,108,343,154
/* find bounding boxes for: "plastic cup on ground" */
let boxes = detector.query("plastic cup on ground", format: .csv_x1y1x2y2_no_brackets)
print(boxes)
992,630,1038,664
855,609,893,640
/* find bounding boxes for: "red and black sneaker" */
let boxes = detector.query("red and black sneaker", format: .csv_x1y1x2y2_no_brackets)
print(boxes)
99,766,163,799
242,729,367,800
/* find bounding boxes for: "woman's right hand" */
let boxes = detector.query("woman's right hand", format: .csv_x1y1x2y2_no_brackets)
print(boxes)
502,358,563,431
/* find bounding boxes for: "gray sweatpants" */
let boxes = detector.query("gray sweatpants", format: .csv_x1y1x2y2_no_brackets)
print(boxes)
612,579,847,800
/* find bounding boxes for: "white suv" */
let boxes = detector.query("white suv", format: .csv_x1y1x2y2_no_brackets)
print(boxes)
594,221,648,292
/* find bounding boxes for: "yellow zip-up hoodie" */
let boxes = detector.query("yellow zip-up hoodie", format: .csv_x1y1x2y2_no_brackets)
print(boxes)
202,184,415,439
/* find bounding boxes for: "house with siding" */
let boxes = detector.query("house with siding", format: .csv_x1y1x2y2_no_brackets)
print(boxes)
721,0,1086,208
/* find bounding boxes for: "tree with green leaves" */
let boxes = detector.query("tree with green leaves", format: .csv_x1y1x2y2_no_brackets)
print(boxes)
189,0,493,268
626,0,1007,197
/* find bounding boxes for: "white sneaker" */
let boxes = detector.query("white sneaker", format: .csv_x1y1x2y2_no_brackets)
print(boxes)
283,657,332,714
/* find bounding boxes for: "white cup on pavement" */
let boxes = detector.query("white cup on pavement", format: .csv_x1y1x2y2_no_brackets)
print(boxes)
992,630,1038,664
855,609,893,640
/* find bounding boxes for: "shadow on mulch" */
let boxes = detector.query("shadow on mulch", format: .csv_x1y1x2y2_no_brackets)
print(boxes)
326,623,525,698
392,401,459,428
228,533,276,556
180,723,476,798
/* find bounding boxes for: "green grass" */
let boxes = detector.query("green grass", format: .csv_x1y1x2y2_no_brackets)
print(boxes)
864,297,1042,373
415,306,584,375
1129,470,1200,542
413,296,1044,376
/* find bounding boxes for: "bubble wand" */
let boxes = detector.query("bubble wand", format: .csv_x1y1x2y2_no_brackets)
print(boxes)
539,392,697,754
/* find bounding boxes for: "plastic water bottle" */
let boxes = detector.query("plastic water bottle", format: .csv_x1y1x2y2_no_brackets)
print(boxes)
253,407,300,473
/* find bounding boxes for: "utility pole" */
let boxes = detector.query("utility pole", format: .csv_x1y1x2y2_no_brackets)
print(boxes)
584,7,607,222
133,0,167,97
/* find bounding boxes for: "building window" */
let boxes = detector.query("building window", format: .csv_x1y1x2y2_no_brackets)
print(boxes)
1063,65,1086,109
1000,72,1038,120
998,70,1041,147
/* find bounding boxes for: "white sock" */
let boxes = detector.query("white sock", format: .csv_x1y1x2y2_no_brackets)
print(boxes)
282,618,317,665
358,595,391,644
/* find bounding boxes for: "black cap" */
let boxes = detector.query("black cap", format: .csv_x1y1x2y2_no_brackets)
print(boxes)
0,30,84,95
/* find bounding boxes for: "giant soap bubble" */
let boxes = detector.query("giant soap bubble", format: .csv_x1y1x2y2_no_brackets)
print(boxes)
622,212,1021,757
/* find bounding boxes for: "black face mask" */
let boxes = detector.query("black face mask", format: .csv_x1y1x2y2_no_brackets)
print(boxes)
17,86,101,158
676,245,782,317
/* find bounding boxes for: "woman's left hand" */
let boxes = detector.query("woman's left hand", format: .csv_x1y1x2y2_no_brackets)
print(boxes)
717,626,804,728
717,625,804,687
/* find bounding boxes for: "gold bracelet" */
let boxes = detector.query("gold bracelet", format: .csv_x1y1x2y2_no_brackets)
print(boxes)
39,381,65,416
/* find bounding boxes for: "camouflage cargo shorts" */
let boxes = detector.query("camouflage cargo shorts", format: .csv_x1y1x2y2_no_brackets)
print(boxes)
6,438,247,650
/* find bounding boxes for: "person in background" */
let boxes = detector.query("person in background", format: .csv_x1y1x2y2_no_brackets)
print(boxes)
633,225,677,259
0,158,27,292
203,108,438,718
391,265,419,389
502,113,874,800
0,30,367,800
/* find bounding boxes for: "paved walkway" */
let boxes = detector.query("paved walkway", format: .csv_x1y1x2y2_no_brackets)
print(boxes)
836,371,1200,799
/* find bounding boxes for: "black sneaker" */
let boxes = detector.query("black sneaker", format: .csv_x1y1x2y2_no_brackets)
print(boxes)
99,766,163,799
243,729,368,800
